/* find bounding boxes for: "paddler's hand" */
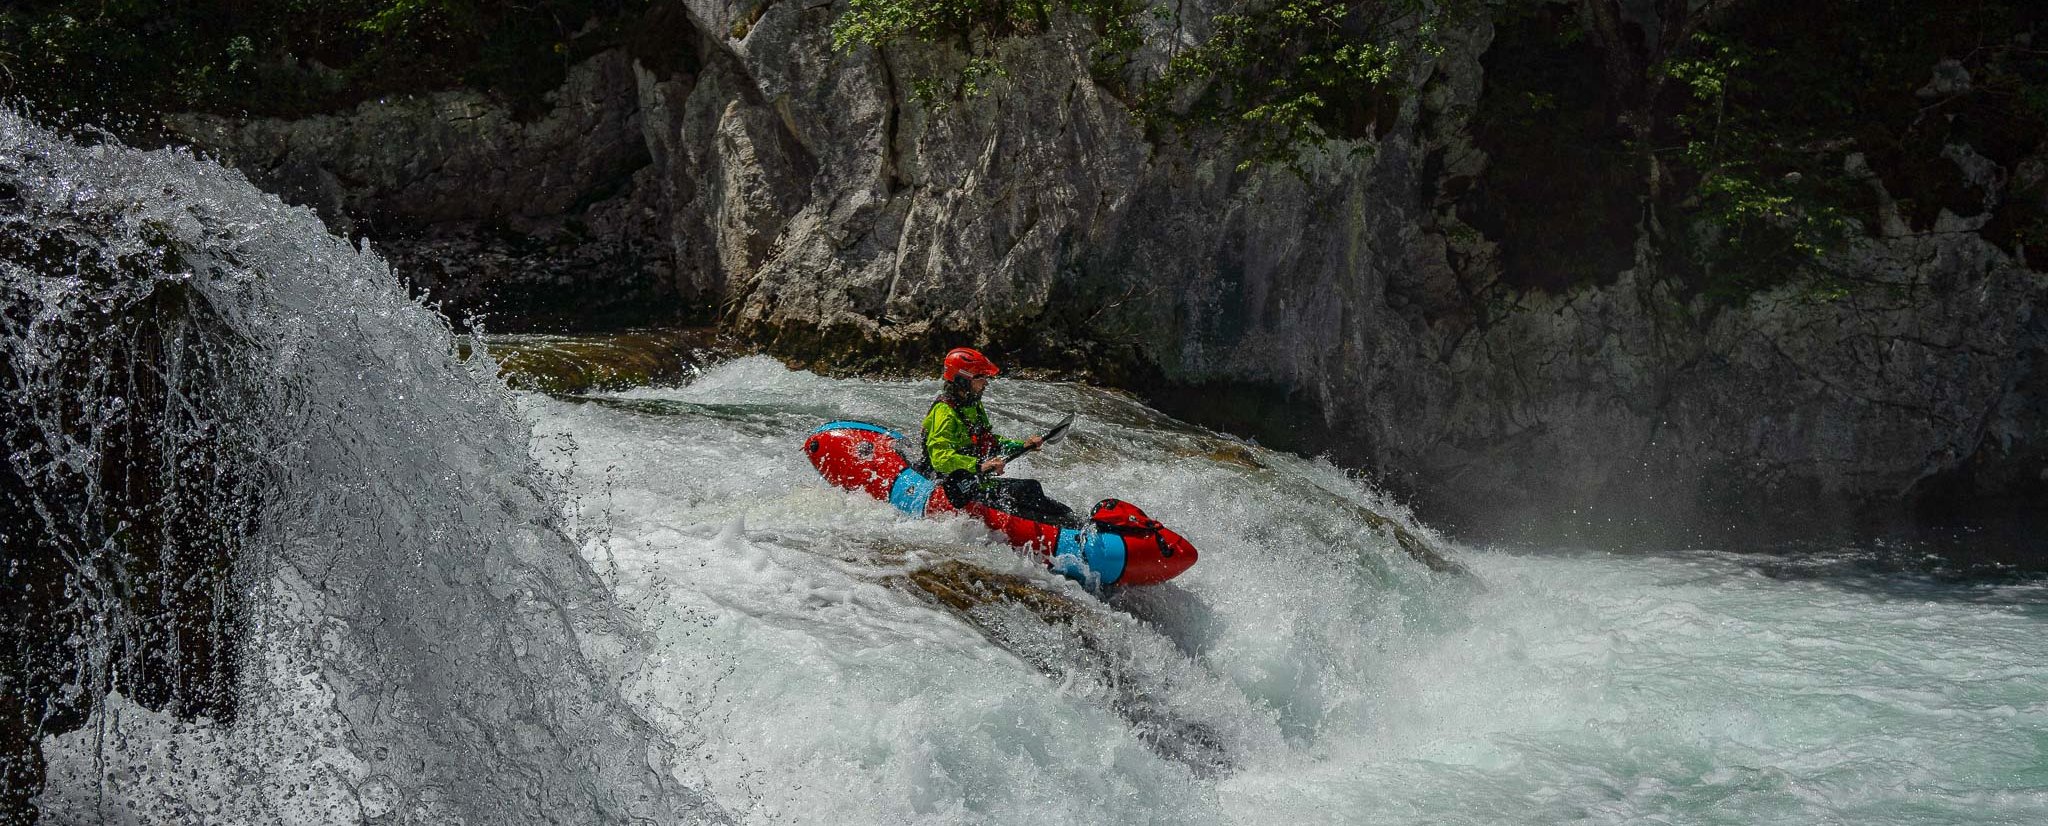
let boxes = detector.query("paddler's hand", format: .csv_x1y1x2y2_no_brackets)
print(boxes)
1024,435,1044,449
979,456,1008,475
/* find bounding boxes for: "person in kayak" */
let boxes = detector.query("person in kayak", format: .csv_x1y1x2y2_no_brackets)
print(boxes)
921,347,1080,527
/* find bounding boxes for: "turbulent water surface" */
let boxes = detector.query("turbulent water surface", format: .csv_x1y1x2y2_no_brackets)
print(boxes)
11,111,2048,825
522,356,2048,825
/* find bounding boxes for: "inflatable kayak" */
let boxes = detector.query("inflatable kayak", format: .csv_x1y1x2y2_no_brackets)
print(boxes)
803,421,1198,586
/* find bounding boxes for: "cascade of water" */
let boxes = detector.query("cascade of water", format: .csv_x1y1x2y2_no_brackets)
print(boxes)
1,111,725,824
526,357,2048,825
12,104,2041,826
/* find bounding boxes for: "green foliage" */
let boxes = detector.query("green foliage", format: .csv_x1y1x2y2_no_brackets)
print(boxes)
828,0,1026,112
0,1,652,128
910,56,1012,112
831,0,1028,51
1657,32,1856,300
1651,2,2048,303
1140,0,1436,173
831,0,1146,110
830,0,1449,173
1474,0,2044,302
1688,170,1857,302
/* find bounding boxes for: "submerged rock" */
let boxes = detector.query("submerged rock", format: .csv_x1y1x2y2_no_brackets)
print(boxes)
482,327,734,394
887,559,1237,778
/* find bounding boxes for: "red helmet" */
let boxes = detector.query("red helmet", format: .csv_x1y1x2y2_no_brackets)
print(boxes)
942,347,1001,382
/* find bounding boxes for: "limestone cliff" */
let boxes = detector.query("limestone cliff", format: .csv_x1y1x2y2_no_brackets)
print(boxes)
166,0,2048,543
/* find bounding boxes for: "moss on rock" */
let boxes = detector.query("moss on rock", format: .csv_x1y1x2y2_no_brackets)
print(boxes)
481,328,733,394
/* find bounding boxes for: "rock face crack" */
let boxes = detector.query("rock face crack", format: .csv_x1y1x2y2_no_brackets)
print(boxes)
1753,326,1953,424
159,7,2048,536
878,48,906,196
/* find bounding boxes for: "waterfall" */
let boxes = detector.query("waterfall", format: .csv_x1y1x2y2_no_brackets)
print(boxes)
1,111,726,824
11,106,2046,826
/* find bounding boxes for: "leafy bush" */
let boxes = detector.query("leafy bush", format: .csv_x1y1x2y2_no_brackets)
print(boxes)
1658,32,1856,299
831,0,1454,173
1138,0,1442,172
1653,1,2048,301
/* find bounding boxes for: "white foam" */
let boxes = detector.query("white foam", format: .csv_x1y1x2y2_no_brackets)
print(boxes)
536,357,2048,825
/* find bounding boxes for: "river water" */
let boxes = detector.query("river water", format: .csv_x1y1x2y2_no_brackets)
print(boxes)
513,356,2048,825
11,110,2048,825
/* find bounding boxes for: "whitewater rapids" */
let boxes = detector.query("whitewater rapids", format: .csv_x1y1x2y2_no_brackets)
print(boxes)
11,107,2045,825
519,356,2048,825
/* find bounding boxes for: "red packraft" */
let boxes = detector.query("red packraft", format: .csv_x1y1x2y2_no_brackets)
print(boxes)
1090,498,1162,532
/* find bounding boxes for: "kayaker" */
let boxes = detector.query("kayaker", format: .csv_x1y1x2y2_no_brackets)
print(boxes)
921,348,1080,527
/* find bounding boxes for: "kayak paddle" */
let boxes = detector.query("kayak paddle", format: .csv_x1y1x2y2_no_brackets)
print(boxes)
1003,412,1076,461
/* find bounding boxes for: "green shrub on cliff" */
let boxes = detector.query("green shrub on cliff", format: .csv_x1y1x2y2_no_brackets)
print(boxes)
1474,0,2045,303
1657,32,1857,300
1654,1,2047,300
1137,0,1437,172
832,0,1145,109
831,0,1453,173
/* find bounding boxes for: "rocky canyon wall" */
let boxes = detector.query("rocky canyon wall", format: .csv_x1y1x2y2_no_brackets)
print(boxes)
167,0,2047,544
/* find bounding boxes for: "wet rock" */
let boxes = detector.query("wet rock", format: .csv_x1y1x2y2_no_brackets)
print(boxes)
2,217,256,825
169,50,680,330
887,560,1235,778
482,327,735,393
1416,232,2047,543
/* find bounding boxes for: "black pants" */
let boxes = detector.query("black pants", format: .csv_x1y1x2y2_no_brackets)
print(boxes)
944,473,1080,528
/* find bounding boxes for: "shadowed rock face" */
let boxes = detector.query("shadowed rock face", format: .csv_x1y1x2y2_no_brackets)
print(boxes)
169,49,680,330
165,2,2048,545
167,8,817,334
2,216,255,825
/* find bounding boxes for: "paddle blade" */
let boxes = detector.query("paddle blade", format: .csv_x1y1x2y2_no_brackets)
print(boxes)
1041,412,1076,444
1004,412,1077,461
